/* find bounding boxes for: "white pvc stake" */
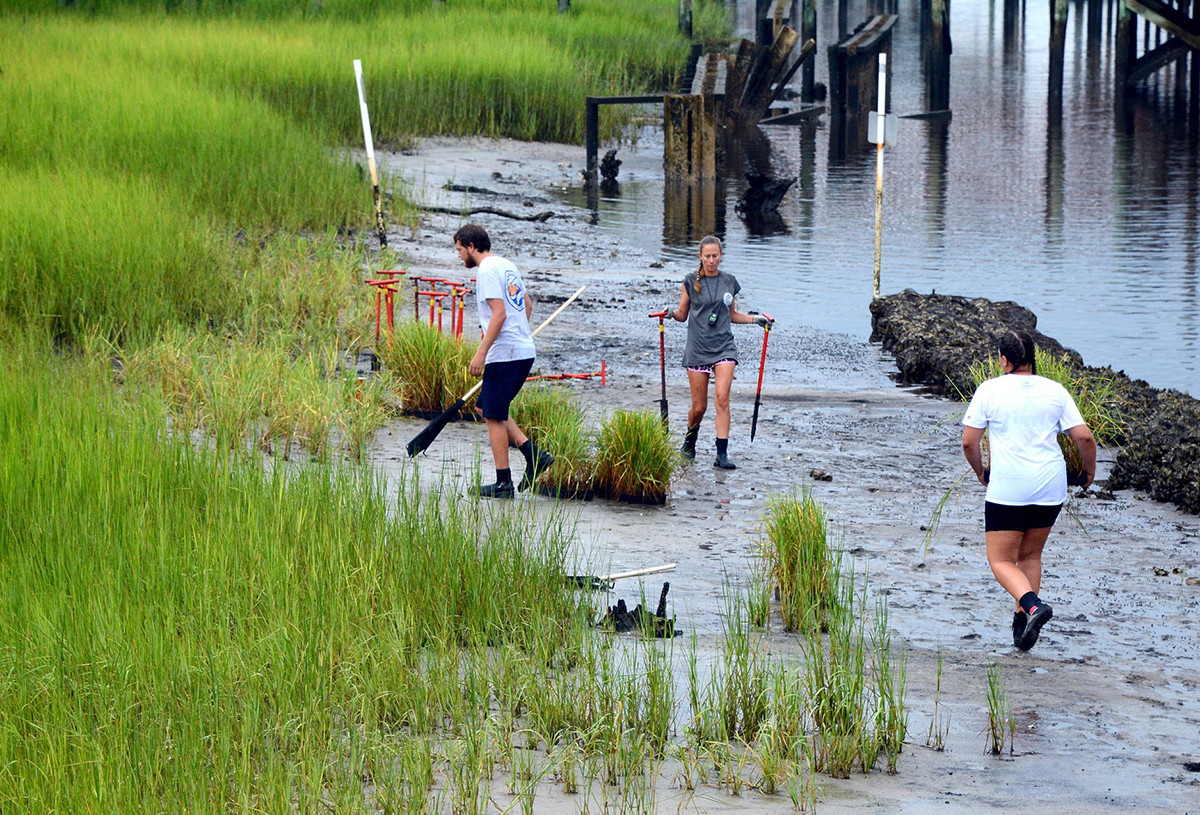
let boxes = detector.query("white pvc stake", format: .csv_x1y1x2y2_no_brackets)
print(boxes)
353,59,387,249
872,52,887,300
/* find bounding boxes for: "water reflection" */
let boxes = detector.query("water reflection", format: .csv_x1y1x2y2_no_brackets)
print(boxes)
554,0,1200,393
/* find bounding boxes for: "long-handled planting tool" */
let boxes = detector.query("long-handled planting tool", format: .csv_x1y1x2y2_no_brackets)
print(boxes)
569,562,677,590
649,310,669,424
352,60,387,249
406,285,587,456
750,313,773,442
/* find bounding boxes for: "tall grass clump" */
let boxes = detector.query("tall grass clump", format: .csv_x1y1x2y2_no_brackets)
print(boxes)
510,383,595,496
594,408,679,502
378,319,476,414
762,488,839,632
0,349,600,811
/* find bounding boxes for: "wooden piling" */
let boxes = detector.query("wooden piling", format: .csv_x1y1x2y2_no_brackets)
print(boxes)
838,0,848,41
1194,0,1200,120
738,27,801,124
1049,0,1069,113
802,0,817,101
827,14,896,155
756,0,773,44
923,0,951,111
664,94,720,180
558,0,569,13
585,98,599,182
679,0,693,37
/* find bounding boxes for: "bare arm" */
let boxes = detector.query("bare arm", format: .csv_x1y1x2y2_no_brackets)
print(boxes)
962,426,988,485
469,298,507,377
525,290,533,322
1067,424,1097,489
729,297,768,325
671,281,690,322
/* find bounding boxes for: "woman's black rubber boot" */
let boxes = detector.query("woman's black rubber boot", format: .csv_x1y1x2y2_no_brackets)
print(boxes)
681,425,699,460
714,450,737,470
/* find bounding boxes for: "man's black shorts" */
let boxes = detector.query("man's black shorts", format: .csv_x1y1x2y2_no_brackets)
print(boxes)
478,357,534,421
984,501,1063,532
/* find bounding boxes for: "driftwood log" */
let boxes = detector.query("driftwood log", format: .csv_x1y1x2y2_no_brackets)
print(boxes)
418,204,555,222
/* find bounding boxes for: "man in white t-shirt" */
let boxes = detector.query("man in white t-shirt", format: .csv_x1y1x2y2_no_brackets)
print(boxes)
454,223,553,498
961,330,1096,652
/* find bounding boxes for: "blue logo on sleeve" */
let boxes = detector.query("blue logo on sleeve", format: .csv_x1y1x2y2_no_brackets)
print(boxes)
504,271,525,310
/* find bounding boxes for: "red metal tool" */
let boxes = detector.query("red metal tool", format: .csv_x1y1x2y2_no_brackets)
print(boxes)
525,360,606,385
750,313,773,442
365,269,405,342
649,311,669,424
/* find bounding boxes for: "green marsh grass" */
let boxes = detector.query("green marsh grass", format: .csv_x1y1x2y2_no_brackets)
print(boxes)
1,2,727,338
594,408,679,501
510,382,596,496
126,332,393,459
0,350,612,810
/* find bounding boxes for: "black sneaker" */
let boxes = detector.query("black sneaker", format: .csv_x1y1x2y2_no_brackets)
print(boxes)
1012,611,1027,649
473,481,515,499
518,449,554,492
1017,602,1053,651
714,451,737,470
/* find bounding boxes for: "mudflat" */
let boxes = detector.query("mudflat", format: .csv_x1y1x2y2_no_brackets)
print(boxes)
369,137,1200,812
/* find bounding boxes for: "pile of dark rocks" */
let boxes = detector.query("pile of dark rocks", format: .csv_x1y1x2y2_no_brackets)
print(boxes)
870,289,1200,515
868,289,1078,396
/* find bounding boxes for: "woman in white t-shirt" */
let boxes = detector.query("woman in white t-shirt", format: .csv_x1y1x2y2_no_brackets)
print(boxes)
961,330,1097,652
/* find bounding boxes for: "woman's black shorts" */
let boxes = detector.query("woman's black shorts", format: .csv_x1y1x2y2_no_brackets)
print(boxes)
984,501,1063,532
478,357,534,421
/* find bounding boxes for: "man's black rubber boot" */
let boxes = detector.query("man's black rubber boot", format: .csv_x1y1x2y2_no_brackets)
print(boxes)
518,446,554,493
474,481,515,499
1011,611,1027,649
1017,602,1053,651
681,425,699,460
714,450,737,470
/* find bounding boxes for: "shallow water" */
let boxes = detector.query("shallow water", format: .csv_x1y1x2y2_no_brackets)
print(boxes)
558,0,1200,394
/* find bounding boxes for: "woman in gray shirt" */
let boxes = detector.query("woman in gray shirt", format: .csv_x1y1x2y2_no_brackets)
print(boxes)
670,235,772,469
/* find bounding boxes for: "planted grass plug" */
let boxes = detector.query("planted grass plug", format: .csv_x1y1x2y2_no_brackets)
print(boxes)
762,488,839,632
594,408,678,504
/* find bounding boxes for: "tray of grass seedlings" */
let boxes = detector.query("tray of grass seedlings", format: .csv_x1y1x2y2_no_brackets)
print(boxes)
593,408,679,505
509,382,596,500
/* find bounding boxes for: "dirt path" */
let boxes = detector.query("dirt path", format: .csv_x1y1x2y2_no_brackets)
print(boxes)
364,138,1200,812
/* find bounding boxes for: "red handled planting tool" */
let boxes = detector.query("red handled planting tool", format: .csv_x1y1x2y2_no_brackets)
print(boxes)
649,310,669,425
750,313,773,442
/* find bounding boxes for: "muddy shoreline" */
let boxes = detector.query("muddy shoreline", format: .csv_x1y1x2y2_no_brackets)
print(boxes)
362,137,1200,812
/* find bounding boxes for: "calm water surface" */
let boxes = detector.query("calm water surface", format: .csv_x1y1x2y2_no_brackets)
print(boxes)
561,0,1200,393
